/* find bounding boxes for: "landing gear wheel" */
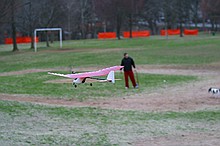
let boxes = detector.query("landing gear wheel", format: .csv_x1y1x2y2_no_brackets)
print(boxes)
74,85,77,88
90,83,93,86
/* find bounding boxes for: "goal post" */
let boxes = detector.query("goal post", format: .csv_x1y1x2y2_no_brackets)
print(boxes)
34,28,62,52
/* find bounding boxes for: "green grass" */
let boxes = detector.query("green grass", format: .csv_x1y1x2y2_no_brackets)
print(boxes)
0,36,220,145
0,72,196,100
0,100,219,145
0,36,218,99
0,36,220,73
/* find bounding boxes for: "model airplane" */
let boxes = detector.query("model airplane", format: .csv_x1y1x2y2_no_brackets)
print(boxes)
48,66,124,88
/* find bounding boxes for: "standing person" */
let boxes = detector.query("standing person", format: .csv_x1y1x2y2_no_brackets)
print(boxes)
121,53,138,89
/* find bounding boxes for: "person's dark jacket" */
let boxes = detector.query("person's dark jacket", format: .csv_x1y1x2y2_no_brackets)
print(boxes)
121,57,135,71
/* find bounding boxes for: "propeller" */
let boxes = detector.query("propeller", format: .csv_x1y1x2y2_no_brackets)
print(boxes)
69,65,87,74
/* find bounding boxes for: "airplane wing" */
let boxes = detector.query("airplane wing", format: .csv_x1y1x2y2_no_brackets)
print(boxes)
48,66,124,79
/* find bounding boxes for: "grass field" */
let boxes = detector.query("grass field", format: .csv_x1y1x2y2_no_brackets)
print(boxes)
1,100,219,145
1,35,220,73
0,72,196,100
0,35,220,145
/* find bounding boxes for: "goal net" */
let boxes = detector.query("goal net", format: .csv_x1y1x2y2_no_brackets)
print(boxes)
34,28,62,52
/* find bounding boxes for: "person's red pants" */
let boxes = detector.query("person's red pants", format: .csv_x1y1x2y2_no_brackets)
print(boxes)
124,71,136,88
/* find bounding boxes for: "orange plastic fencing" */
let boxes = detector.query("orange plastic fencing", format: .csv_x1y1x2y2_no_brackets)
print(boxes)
161,29,199,36
98,32,116,39
160,29,180,36
123,31,150,38
184,29,198,35
5,37,39,44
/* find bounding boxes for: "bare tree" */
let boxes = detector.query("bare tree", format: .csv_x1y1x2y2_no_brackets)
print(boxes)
124,0,144,38
162,0,192,37
201,0,220,32
37,0,64,46
18,0,42,49
11,0,18,51
191,0,200,28
62,0,80,39
175,0,191,37
8,0,24,52
162,0,177,29
62,0,95,39
0,0,11,44
0,0,11,22
80,0,91,39
141,0,162,35
95,0,143,39
0,0,29,51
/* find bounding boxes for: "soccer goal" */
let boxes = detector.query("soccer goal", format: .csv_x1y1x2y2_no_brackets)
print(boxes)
34,28,62,52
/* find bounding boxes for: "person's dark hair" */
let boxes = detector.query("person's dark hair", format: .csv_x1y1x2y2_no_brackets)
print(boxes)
124,53,128,56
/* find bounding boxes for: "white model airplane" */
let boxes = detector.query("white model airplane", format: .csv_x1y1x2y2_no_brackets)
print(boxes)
48,66,124,88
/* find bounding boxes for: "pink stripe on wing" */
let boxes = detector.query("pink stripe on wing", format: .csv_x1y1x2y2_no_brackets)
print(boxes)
66,66,123,79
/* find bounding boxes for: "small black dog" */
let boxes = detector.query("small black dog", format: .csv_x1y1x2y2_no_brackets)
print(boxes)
208,87,220,95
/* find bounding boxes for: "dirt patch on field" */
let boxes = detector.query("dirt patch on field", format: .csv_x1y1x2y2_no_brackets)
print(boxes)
41,48,128,54
0,67,101,77
138,64,220,76
92,75,220,112
0,69,50,77
0,66,114,77
135,132,220,146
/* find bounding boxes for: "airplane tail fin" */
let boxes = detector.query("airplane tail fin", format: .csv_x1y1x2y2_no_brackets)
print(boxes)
107,71,115,83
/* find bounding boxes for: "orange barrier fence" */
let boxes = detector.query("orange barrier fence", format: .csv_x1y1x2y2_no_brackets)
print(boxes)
98,32,116,39
5,37,39,44
184,29,198,35
160,29,180,36
161,29,199,36
123,31,150,38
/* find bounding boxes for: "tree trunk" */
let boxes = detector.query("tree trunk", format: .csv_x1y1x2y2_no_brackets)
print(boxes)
180,20,183,37
30,33,34,49
129,13,133,38
12,21,18,52
11,0,18,52
215,21,218,32
50,33,54,43
194,0,199,28
116,14,121,40
46,31,50,47
211,19,215,32
81,0,86,39
29,1,34,49
202,18,205,32
148,19,154,35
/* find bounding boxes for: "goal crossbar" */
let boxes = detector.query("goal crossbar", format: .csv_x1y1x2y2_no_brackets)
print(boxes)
34,28,62,52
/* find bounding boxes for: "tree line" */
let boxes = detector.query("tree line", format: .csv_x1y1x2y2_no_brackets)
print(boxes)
0,0,219,51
